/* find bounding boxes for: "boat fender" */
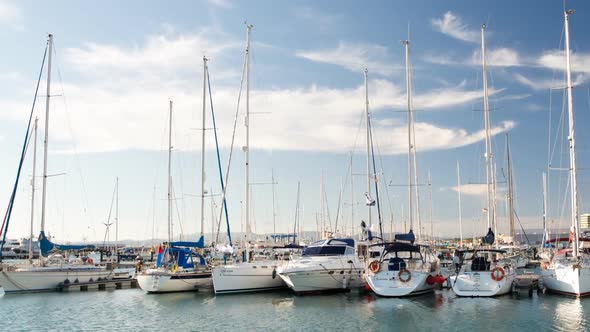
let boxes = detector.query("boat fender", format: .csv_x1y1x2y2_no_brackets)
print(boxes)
368,260,380,273
426,275,435,285
171,263,179,273
272,269,277,279
398,269,411,282
491,267,505,282
87,258,94,265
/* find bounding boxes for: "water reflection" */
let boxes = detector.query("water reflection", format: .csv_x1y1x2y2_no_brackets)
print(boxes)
551,297,587,331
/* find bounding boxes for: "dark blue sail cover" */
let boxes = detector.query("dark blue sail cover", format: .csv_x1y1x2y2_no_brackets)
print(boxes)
481,228,495,245
157,247,205,268
39,231,95,256
395,229,415,243
170,235,204,248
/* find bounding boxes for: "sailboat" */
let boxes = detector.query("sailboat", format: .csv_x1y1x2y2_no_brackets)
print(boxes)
0,34,118,294
449,24,516,297
364,41,441,297
541,9,590,297
136,95,210,293
212,24,288,294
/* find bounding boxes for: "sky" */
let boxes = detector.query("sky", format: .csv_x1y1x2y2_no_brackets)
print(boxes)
1,0,590,244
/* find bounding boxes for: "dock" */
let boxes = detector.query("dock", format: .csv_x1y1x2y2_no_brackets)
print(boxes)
58,278,138,292
512,274,540,298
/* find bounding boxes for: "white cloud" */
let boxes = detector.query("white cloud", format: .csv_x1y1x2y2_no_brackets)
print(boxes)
450,182,509,196
513,72,587,91
296,41,398,76
0,0,22,29
537,49,590,74
431,11,479,43
424,47,521,67
207,0,232,9
0,30,515,156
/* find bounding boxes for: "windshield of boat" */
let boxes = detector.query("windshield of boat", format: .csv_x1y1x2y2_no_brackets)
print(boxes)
302,246,350,256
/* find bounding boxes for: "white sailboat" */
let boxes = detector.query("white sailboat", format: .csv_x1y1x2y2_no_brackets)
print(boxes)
541,9,590,297
364,40,441,297
0,34,118,294
137,89,211,293
212,24,287,294
449,24,516,297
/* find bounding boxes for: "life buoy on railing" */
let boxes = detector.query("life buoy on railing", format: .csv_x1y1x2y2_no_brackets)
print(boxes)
368,260,381,273
87,258,94,265
490,267,505,282
398,269,412,282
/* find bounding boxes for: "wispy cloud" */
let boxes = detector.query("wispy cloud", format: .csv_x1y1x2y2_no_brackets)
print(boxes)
431,11,479,43
0,0,22,29
537,49,590,74
513,72,587,90
295,41,398,76
207,0,232,9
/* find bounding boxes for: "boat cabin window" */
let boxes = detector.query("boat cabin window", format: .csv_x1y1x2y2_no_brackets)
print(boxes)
302,246,347,256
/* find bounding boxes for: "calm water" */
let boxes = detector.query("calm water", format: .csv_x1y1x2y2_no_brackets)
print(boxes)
1,287,589,331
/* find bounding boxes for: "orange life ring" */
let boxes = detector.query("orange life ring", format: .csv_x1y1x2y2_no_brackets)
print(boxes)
398,268,412,282
368,260,381,273
490,267,505,281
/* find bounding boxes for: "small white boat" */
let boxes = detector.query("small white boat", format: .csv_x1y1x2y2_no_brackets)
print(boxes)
212,261,286,294
278,238,365,294
137,246,211,293
365,242,441,297
541,248,590,296
449,248,516,297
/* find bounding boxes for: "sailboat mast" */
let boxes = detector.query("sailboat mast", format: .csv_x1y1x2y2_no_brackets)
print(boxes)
40,34,53,233
364,69,372,230
457,161,463,247
29,117,39,261
167,100,173,244
115,177,119,246
481,24,494,232
245,24,253,244
506,135,515,241
402,40,413,233
350,155,354,238
564,10,580,258
272,169,277,235
542,172,548,244
200,56,208,238
428,170,433,241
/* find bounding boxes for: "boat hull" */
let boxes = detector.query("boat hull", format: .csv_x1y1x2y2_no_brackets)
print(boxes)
0,267,114,293
541,266,590,297
450,270,515,297
365,270,435,297
137,270,212,293
212,262,286,294
278,267,364,293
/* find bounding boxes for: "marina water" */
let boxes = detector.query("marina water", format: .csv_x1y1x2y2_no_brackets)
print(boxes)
1,288,588,331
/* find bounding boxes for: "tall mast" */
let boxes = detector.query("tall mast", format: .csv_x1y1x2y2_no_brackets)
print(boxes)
364,68,372,230
200,56,208,239
428,170,433,241
40,34,53,233
402,40,413,233
167,100,173,244
506,135,515,242
481,24,494,233
29,117,39,261
564,10,580,257
245,23,253,244
542,172,548,244
457,161,463,247
115,177,119,246
272,169,276,235
350,155,355,238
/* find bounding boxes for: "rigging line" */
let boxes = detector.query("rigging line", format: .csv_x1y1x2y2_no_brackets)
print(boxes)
368,115,384,239
102,179,117,248
512,210,530,245
53,42,95,236
0,43,48,256
374,131,395,236
215,49,248,245
206,66,231,246
172,181,185,240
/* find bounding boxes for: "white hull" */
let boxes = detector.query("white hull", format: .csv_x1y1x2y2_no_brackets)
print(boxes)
0,267,114,293
450,270,515,297
279,267,364,293
541,265,590,296
212,261,286,294
137,269,212,293
366,270,435,297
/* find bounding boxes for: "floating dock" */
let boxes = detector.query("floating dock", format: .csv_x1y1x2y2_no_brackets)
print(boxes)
512,274,539,298
58,278,138,292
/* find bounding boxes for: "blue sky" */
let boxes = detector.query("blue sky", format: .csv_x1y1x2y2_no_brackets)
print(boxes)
1,0,589,243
